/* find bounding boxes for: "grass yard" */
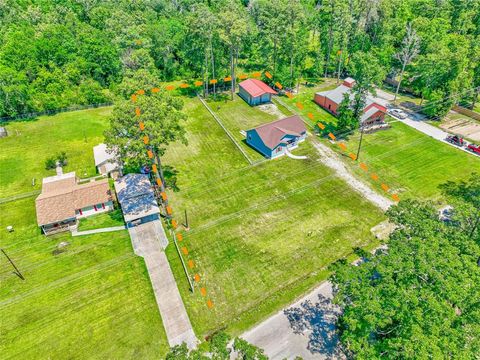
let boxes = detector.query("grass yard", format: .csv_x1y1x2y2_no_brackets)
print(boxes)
0,107,112,199
77,209,125,231
163,96,384,337
280,89,480,200
0,198,169,359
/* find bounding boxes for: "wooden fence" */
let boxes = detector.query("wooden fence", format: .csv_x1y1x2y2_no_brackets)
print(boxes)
453,105,480,121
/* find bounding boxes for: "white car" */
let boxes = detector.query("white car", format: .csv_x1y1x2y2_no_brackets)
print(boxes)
389,108,408,119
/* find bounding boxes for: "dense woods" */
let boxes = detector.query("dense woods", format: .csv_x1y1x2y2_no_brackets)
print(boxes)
1,0,479,118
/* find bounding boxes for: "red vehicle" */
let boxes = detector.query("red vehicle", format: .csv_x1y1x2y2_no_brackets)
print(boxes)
446,135,465,147
467,143,480,155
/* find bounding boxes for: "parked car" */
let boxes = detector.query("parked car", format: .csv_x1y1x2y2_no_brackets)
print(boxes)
446,135,466,147
467,143,480,155
388,108,408,119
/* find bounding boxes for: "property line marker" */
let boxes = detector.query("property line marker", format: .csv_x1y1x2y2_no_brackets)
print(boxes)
371,174,379,181
179,83,189,89
381,183,389,192
328,133,336,141
200,287,207,296
264,71,272,79
224,76,232,82
143,135,149,145
349,153,357,161
338,143,347,151
285,92,294,99
131,94,137,102
307,113,314,120
392,194,400,202
194,274,200,282
239,74,248,80
296,102,304,110
166,206,173,215
181,247,189,255
188,260,195,269
176,233,183,241
166,85,175,91
209,79,218,84
172,219,178,229
160,192,167,201
359,162,368,172
252,71,261,78
135,107,141,117
207,300,214,308
139,122,145,131
137,89,145,95
317,123,325,130
147,150,153,159
152,164,158,173
152,87,160,93
275,82,283,89
194,81,203,87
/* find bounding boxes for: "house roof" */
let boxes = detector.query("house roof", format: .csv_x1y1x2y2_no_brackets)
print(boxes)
239,79,278,98
35,173,112,226
93,143,120,172
114,173,160,222
249,115,307,149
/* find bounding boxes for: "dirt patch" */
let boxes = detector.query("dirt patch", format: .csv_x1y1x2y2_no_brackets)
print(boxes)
371,220,396,241
257,103,285,119
440,113,480,142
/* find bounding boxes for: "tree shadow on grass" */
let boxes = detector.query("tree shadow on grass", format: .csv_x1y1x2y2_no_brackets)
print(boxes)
284,294,344,359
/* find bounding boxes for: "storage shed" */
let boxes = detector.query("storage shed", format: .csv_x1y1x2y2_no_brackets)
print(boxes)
238,79,278,106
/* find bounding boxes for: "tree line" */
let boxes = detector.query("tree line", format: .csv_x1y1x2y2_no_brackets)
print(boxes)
1,0,479,118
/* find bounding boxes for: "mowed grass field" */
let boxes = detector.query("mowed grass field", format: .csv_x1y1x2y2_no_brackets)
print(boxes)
0,107,112,199
163,96,384,336
281,86,480,200
0,108,170,358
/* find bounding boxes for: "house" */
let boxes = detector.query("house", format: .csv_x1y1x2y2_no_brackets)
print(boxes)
0,127,7,138
314,78,387,127
93,143,122,179
114,173,160,228
246,115,307,158
35,172,114,235
239,79,278,106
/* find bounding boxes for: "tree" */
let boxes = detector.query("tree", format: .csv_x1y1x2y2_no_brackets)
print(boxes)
331,190,480,358
233,337,268,360
104,89,187,172
393,23,420,102
336,93,355,134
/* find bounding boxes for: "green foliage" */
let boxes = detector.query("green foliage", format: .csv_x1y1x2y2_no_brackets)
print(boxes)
44,152,68,170
336,93,355,134
331,176,480,358
44,157,57,170
233,337,268,360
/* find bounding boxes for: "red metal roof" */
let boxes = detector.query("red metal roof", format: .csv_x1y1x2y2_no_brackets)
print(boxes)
239,79,278,97
252,115,306,149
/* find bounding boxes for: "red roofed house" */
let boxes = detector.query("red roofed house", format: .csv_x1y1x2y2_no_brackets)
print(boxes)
239,79,278,106
246,115,307,158
314,77,387,127
35,171,114,235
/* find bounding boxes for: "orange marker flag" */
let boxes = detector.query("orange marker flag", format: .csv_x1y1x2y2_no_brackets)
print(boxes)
381,183,389,192
238,74,248,80
360,162,368,172
338,143,347,151
166,206,173,215
179,83,189,89
296,102,304,110
160,192,167,201
207,300,214,308
177,233,183,242
181,247,188,255
147,150,153,159
307,113,314,120
171,219,178,229
165,85,175,91
151,87,160,93
328,133,336,141
131,94,137,102
209,79,218,84
143,135,149,145
156,178,162,187
252,71,261,78
264,71,273,79
371,173,379,181
135,107,141,117
137,89,145,95
349,153,357,161
275,82,283,89
152,164,157,173
188,260,195,269
194,81,203,87
200,287,207,296
139,122,145,131
194,274,200,282
392,194,400,202
317,123,326,130
285,92,294,99
224,76,232,82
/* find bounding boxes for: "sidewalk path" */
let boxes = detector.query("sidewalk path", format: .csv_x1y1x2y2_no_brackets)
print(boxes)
128,221,198,349
71,225,126,236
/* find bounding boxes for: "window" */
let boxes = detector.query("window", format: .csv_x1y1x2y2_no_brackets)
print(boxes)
276,146,282,153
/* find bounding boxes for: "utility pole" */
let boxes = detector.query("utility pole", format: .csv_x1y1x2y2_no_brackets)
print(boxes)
356,126,365,161
1,249,25,280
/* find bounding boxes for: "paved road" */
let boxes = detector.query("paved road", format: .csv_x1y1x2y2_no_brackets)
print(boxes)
128,221,198,349
241,282,344,359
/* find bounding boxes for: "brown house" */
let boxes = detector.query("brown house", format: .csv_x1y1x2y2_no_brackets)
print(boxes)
314,78,387,126
35,171,113,235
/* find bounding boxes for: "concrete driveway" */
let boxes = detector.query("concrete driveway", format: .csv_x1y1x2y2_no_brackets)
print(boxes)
128,221,198,349
241,282,345,359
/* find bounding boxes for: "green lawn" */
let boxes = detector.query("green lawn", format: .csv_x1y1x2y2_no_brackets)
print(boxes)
0,198,169,359
77,209,125,231
0,107,112,199
163,96,384,337
280,90,480,200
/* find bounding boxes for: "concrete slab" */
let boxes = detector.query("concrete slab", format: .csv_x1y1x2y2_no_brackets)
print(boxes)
128,221,198,349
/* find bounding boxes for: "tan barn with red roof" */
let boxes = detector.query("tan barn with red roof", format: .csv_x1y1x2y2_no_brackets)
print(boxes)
239,78,277,106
